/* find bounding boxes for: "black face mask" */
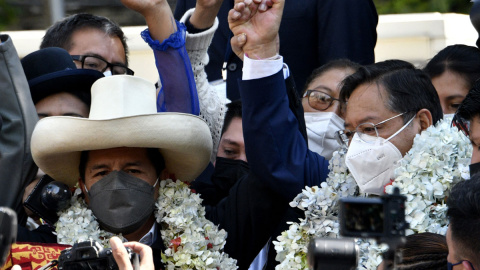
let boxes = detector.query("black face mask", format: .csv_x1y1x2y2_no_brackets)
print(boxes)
212,157,249,195
470,162,480,178
85,171,157,234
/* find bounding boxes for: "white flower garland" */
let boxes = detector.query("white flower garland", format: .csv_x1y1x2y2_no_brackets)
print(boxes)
56,179,238,270
273,119,471,269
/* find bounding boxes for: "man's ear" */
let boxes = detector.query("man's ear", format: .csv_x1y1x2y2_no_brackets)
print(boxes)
78,178,84,192
463,260,475,270
78,178,89,204
416,109,433,132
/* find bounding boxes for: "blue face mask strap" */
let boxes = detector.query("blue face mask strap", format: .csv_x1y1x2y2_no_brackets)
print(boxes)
386,115,416,142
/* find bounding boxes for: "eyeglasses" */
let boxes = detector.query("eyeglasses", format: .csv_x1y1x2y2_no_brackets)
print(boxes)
71,55,134,75
303,90,343,111
448,260,475,270
335,112,409,146
452,113,470,137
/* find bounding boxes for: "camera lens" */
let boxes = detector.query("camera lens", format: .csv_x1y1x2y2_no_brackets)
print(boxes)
307,238,358,270
41,181,71,211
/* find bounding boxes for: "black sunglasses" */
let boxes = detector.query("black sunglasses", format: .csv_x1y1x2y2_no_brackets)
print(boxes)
71,55,134,75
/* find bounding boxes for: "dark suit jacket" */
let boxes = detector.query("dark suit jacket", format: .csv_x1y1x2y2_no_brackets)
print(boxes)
175,0,378,100
205,70,330,269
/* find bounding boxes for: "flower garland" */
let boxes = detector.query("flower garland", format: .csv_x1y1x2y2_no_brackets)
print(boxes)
56,179,238,270
273,119,471,269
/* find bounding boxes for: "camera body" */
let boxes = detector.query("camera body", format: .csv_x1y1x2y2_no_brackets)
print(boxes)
307,188,408,270
58,240,139,270
24,174,71,225
339,187,408,240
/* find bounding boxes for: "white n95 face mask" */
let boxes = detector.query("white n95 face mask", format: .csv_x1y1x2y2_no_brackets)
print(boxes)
443,114,454,121
305,112,344,160
345,116,414,195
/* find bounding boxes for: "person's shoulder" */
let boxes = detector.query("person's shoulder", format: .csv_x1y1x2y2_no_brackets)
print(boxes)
306,150,330,180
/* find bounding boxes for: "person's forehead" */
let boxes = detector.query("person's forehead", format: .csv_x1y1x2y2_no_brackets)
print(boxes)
344,83,392,127
307,68,354,98
35,92,89,118
221,117,244,143
86,147,149,165
68,28,126,65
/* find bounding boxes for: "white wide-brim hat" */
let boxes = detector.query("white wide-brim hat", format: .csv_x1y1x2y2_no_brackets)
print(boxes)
31,75,212,187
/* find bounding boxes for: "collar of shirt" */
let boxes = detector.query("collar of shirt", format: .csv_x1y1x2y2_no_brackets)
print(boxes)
139,222,157,246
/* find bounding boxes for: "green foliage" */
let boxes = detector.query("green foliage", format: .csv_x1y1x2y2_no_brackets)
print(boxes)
374,0,473,15
0,0,19,30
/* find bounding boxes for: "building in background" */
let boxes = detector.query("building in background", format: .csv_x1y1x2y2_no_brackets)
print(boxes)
3,12,476,84
1,1,478,84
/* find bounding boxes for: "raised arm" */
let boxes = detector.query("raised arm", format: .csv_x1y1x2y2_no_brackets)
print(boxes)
122,0,199,114
181,0,225,161
229,0,329,200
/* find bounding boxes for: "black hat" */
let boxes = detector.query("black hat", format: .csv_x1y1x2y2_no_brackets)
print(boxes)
21,47,103,105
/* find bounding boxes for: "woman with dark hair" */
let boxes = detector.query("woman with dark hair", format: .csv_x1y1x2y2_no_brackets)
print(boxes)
424,44,480,115
301,59,360,159
378,232,448,270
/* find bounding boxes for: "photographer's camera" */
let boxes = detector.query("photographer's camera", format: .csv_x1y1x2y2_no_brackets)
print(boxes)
307,187,408,270
58,240,139,270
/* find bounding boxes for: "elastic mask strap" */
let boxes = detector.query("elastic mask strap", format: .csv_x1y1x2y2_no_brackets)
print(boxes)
153,177,159,188
83,184,89,197
386,116,415,142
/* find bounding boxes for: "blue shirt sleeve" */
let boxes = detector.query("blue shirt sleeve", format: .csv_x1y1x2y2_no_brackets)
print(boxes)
239,70,329,201
141,21,199,115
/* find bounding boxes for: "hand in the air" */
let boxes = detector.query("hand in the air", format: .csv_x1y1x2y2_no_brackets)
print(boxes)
190,0,225,30
120,0,166,17
228,0,284,59
121,0,176,42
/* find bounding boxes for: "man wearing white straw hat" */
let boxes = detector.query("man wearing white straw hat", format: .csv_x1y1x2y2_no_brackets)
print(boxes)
29,75,237,269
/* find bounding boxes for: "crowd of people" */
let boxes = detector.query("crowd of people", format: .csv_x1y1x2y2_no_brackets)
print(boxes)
1,0,480,269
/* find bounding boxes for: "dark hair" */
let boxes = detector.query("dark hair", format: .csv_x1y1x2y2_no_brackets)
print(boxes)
221,100,242,136
424,44,480,89
340,60,443,125
447,175,480,268
302,59,361,95
455,80,480,121
40,13,129,65
382,232,448,270
79,148,165,181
